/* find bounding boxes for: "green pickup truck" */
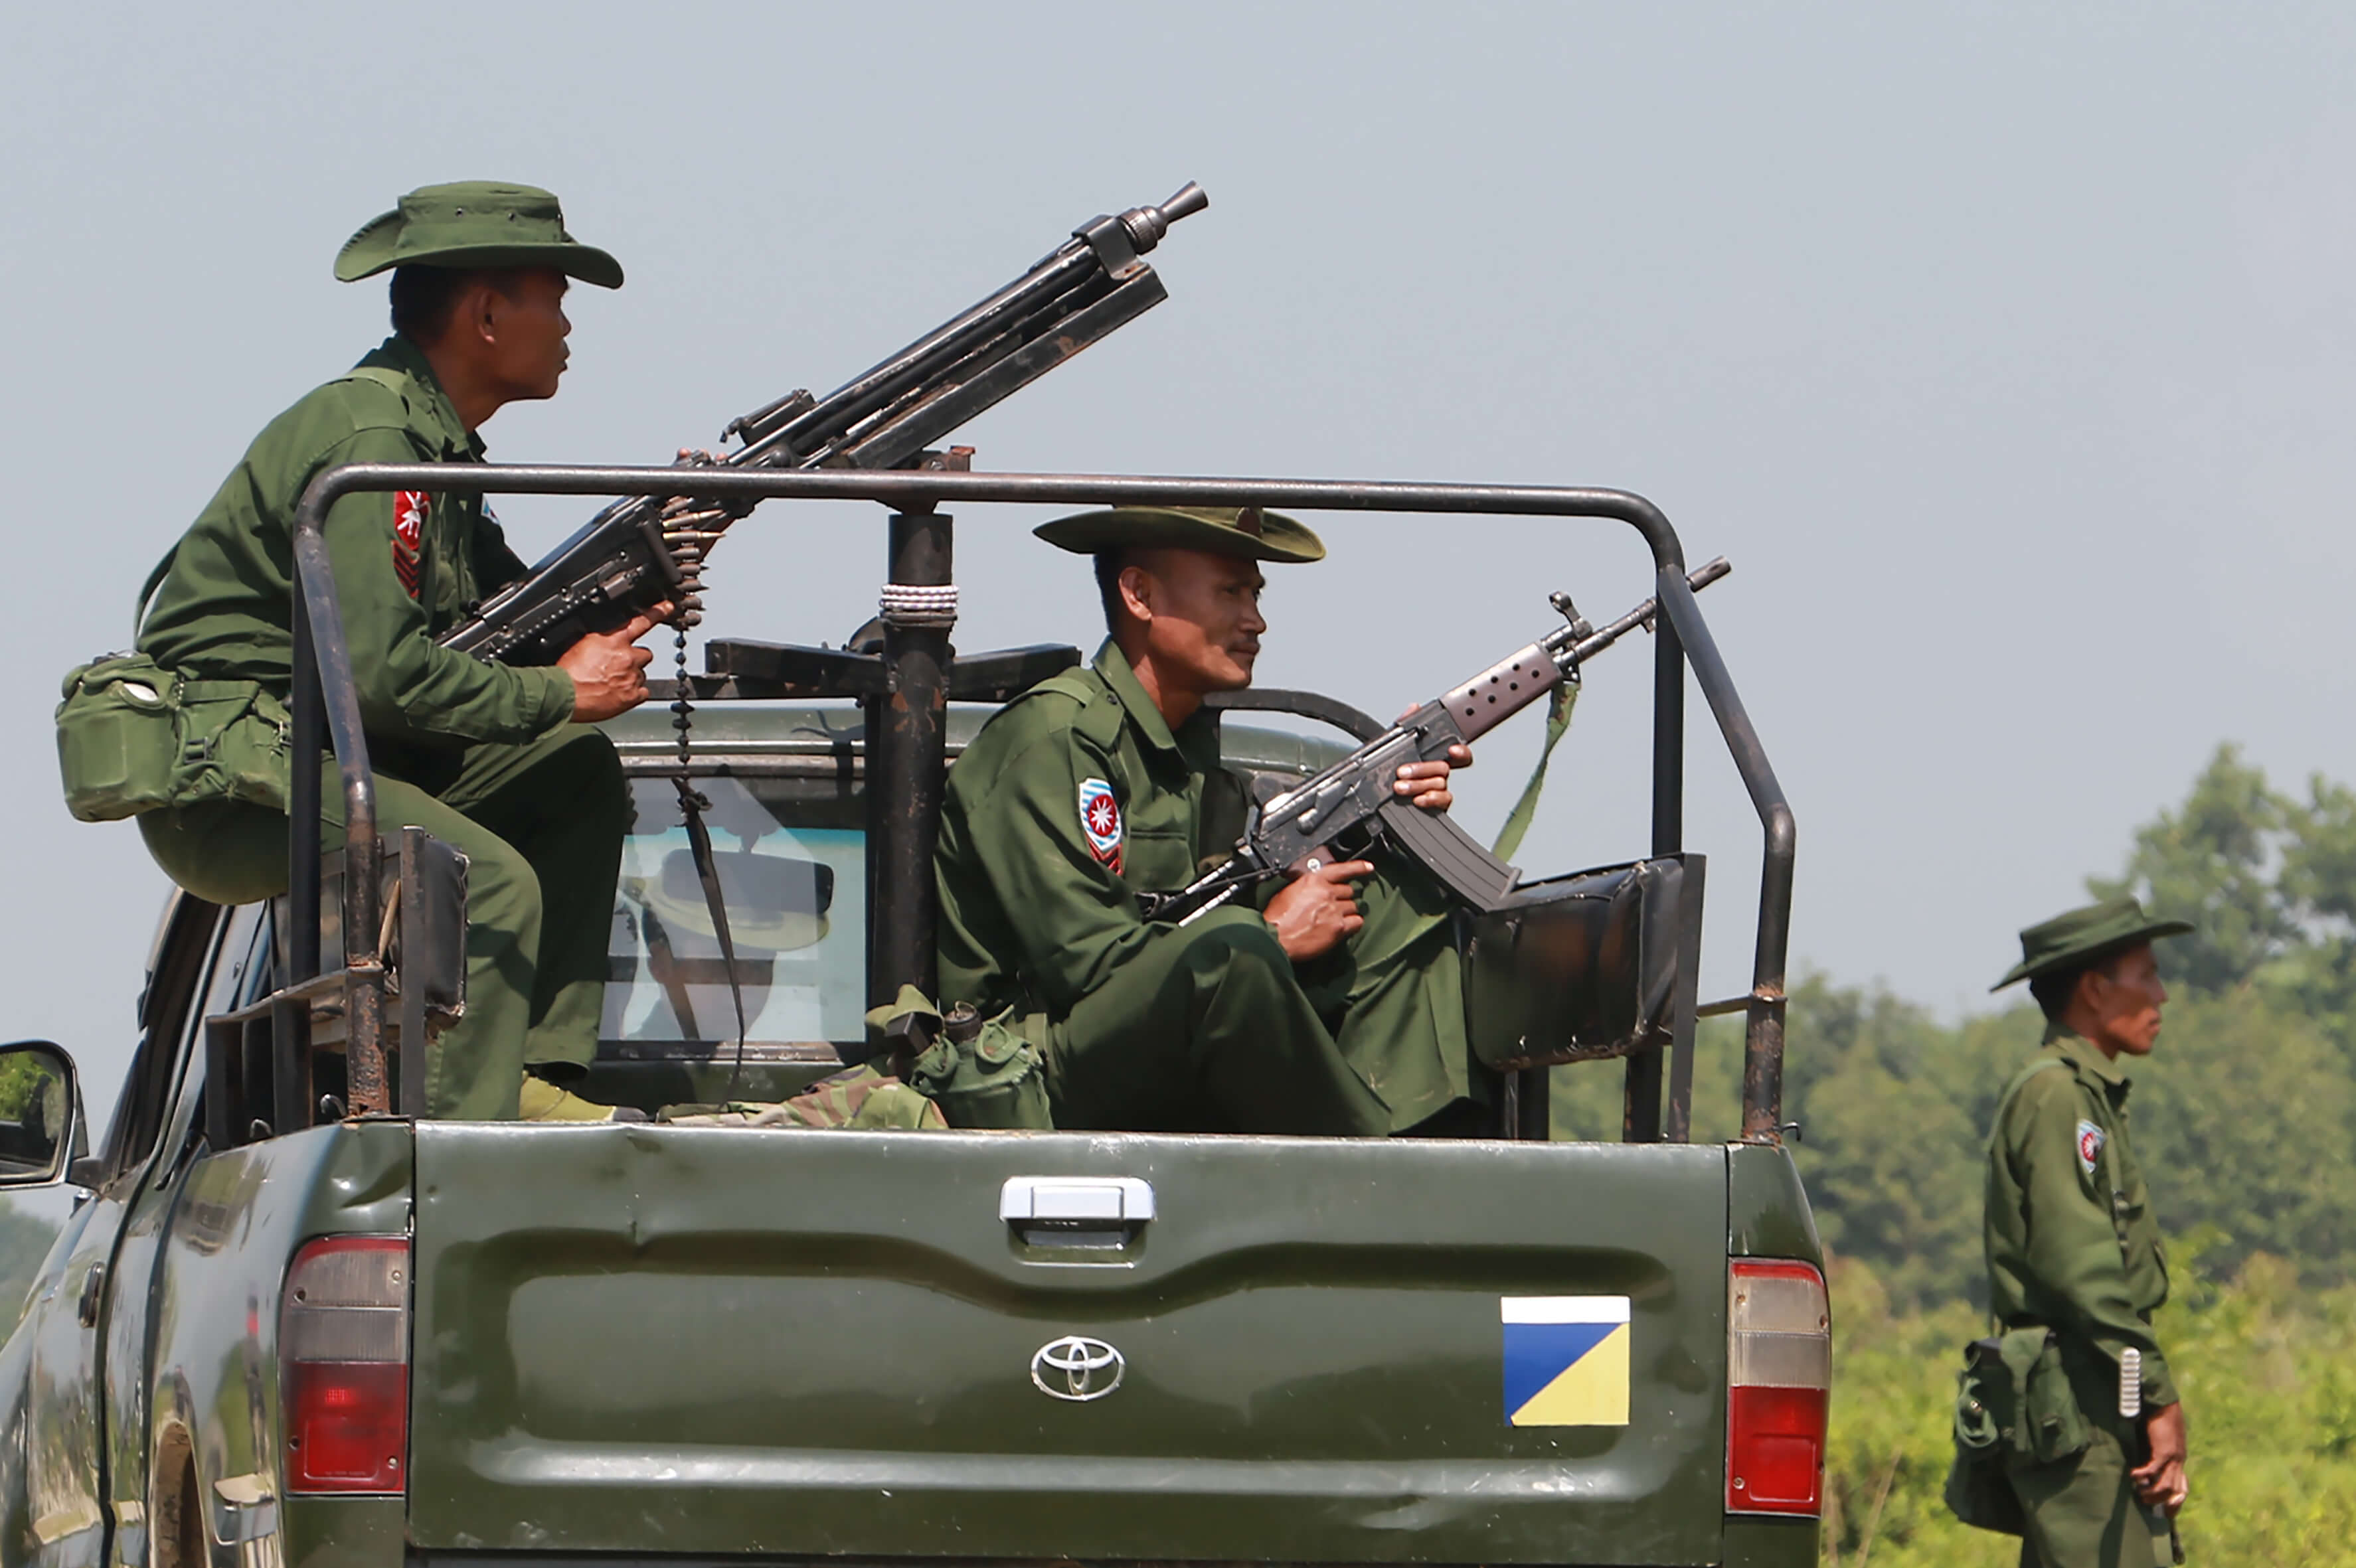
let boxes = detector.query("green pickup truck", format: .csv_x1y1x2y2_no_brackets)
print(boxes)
0,465,1824,1568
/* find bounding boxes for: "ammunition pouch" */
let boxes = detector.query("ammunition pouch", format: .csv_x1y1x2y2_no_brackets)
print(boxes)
56,657,292,822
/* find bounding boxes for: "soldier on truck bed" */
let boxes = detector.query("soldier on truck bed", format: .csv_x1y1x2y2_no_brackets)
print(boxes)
129,182,668,1124
933,505,1481,1136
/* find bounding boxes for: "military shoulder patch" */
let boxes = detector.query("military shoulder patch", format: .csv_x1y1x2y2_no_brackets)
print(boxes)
1078,777,1124,874
391,491,428,600
2076,1119,2106,1176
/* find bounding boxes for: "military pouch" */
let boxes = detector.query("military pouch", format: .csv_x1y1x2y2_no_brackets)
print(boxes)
2020,1332,2093,1463
56,653,185,821
908,1005,1054,1131
1942,1332,2033,1536
57,655,294,821
172,680,294,811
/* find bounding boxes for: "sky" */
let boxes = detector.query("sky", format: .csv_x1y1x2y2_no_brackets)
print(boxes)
3,1,2354,1135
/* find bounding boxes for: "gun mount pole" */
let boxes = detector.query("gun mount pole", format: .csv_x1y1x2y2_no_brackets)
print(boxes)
866,457,963,1007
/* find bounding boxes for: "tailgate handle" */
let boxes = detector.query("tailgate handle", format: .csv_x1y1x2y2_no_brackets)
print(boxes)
1000,1176,1155,1247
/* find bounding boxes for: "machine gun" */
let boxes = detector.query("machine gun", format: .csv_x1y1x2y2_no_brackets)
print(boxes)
440,182,1210,665
1139,558,1731,925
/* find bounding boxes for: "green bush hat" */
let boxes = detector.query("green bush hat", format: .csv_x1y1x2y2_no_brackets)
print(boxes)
333,181,624,288
1991,895,2193,991
626,847,834,954
1034,505,1325,564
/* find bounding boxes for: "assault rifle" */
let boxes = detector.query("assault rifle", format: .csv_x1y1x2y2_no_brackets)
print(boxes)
441,182,1210,665
1138,558,1730,924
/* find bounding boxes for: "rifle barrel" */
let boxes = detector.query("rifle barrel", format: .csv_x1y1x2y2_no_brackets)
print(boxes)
1560,556,1729,666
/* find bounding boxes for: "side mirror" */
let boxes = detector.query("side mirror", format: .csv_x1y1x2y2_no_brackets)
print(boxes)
0,1041,84,1189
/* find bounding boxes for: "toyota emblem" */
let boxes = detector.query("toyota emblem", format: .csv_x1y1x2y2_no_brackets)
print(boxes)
1031,1335,1125,1402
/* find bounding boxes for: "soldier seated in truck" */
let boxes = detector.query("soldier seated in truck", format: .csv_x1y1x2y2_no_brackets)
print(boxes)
934,505,1483,1136
130,183,671,1124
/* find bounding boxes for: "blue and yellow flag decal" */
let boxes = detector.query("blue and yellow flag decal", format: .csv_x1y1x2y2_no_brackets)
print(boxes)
1501,1296,1630,1427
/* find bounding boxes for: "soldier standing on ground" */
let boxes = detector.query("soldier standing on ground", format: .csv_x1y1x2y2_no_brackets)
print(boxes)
1985,896,2193,1567
933,506,1481,1136
134,182,666,1123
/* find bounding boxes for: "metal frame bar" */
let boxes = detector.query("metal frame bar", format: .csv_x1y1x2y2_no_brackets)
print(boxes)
289,461,1797,1140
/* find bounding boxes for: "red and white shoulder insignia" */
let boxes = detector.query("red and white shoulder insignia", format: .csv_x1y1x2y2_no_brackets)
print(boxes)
1078,777,1124,874
390,491,429,599
2076,1119,2106,1176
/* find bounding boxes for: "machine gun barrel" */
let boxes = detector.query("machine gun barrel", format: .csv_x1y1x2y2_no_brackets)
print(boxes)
440,183,1208,665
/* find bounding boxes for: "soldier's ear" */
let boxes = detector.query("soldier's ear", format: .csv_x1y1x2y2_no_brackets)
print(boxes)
1117,563,1155,626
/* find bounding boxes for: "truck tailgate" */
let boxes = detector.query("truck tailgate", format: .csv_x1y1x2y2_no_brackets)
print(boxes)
409,1125,1730,1563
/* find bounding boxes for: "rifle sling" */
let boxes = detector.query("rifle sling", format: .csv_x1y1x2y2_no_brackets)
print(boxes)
674,776,750,1096
1491,681,1578,862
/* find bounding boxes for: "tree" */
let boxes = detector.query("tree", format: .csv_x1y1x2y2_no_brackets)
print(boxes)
2090,744,2294,994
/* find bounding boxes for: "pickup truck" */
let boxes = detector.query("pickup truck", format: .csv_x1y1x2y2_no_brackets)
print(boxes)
0,463,1824,1568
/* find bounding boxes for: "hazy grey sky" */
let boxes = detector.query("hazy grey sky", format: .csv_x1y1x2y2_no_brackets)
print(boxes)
5,2,2354,1129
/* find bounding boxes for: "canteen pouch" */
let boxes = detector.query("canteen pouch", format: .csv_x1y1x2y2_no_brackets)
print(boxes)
1943,1334,2027,1535
909,1009,1054,1130
1944,1326,2092,1533
865,986,1054,1131
58,657,292,821
56,654,183,821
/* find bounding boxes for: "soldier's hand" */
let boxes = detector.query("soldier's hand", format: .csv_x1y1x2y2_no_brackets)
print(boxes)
558,602,674,722
1264,856,1373,962
1393,720,1473,813
2132,1401,2189,1516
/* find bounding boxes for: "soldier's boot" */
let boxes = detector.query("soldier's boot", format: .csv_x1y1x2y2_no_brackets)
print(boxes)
519,1073,649,1123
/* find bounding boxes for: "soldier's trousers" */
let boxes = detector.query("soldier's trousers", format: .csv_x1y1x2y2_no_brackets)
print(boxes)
1041,863,1468,1137
2004,1424,2176,1568
137,726,626,1121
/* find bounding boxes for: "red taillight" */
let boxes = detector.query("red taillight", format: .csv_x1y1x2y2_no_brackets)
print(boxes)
282,1235,410,1494
1726,1259,1829,1516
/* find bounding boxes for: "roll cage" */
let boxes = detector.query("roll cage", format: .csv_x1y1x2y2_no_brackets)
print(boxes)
257,461,1794,1145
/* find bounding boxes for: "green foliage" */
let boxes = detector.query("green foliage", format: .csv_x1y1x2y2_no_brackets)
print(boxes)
2090,744,2294,995
1823,1261,2356,1567
0,1201,58,1330
1548,740,2356,1560
0,1053,44,1121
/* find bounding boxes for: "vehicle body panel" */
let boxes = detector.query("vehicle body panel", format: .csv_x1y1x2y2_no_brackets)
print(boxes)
407,1124,1731,1565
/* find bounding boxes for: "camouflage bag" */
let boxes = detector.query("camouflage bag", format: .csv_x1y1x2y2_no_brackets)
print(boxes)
868,986,1054,1131
661,1062,948,1131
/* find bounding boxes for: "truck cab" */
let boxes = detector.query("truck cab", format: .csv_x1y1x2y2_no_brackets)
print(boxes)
0,464,1822,1568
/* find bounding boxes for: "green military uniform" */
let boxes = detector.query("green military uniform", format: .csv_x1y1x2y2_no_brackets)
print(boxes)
132,183,627,1121
1984,897,2189,1568
933,507,1475,1136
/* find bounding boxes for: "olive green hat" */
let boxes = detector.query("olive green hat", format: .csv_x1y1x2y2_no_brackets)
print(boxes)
334,181,624,287
1991,894,2193,991
627,849,833,953
1034,505,1325,564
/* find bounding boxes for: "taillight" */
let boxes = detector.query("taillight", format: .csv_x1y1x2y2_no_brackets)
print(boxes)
1726,1259,1829,1516
281,1235,410,1494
